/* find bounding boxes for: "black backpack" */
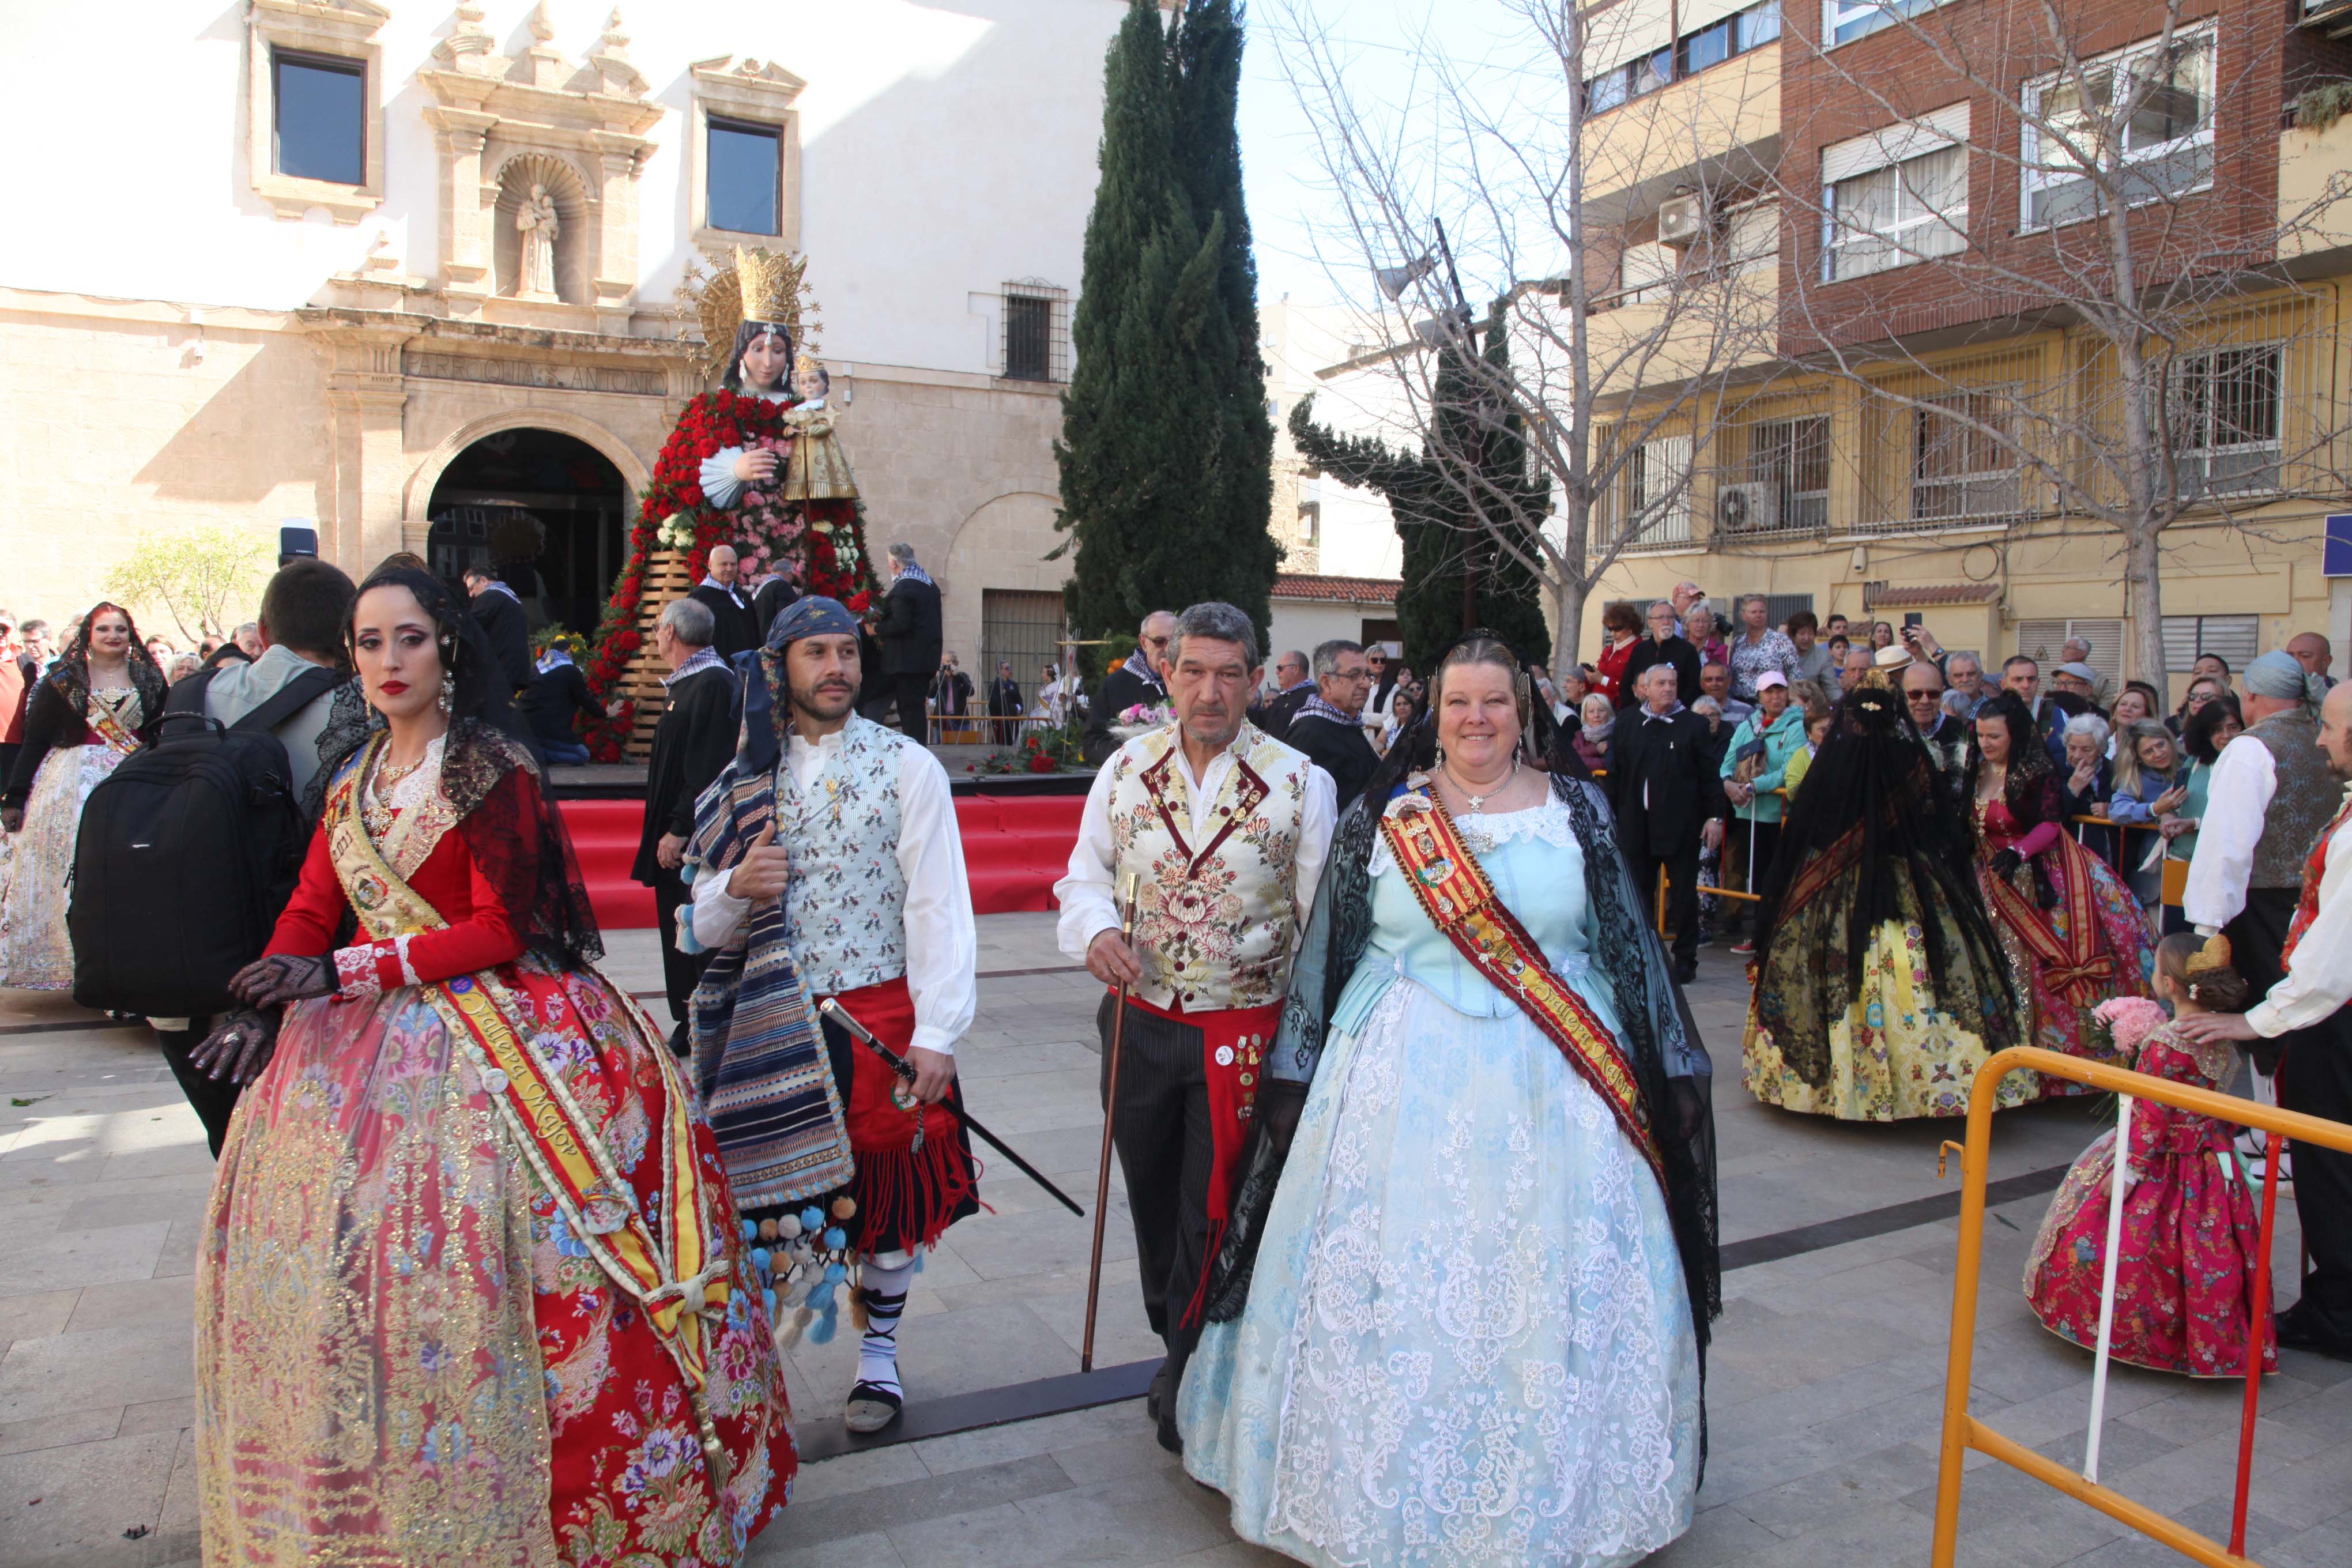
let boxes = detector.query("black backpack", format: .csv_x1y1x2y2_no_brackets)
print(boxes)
69,666,343,1017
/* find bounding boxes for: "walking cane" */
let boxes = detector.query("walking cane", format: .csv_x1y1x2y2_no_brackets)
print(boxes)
1080,872,1140,1374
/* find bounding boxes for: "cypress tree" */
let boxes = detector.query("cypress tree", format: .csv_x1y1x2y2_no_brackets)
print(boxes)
1288,301,1548,675
1057,0,1276,661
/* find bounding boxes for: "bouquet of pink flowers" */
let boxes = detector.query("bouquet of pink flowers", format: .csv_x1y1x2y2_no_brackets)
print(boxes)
1120,702,1173,727
730,433,806,578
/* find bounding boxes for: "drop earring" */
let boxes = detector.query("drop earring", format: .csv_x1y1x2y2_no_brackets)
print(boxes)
439,673,455,715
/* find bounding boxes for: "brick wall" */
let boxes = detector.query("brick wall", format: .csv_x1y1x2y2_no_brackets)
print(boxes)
1777,0,2293,353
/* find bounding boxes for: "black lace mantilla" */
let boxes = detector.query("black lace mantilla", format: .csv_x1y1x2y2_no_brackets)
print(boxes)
440,718,604,968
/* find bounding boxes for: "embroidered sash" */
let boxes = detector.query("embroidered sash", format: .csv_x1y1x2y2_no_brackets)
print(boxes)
2283,789,2352,966
1981,832,2116,1004
70,677,142,756
323,745,734,1471
1379,784,1665,1182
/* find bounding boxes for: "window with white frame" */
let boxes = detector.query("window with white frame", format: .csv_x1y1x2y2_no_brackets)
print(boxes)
1612,432,1694,546
2170,344,2282,496
2022,28,2214,230
1823,0,1938,48
1619,240,1675,302
1738,415,1830,532
2159,614,2260,673
1911,390,2021,522
1822,105,1969,281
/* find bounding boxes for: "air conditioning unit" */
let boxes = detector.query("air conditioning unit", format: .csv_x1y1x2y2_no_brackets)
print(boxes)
1657,193,1709,248
1717,481,1778,533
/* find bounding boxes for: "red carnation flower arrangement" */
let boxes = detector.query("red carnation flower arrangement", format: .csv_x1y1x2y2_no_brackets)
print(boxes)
576,391,885,760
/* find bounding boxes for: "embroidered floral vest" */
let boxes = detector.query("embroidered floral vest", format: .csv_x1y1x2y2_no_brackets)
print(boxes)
777,713,906,994
2245,710,2338,889
1105,722,1313,1011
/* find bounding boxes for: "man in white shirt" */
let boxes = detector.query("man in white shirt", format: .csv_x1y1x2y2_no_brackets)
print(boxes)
2186,653,2339,1109
679,594,978,1433
2180,680,2352,1359
1056,601,1336,1453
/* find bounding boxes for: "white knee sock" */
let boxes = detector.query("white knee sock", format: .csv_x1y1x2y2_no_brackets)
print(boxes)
855,1253,915,1397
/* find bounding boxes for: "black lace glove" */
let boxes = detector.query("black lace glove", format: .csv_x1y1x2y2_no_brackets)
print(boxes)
1669,1076,1709,1145
1987,848,2023,879
188,1008,282,1084
229,953,336,1009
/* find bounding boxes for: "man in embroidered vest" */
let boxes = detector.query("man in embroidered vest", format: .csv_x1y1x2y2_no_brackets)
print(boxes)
1056,600,1338,1453
2180,680,2352,1359
2187,650,2340,1151
680,595,980,1434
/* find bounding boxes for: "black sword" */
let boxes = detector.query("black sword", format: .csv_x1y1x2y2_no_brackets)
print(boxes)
816,998,1086,1218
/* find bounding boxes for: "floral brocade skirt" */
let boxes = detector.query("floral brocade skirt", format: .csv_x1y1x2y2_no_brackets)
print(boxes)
2024,1128,2278,1378
0,741,126,990
197,958,796,1568
1744,862,2027,1121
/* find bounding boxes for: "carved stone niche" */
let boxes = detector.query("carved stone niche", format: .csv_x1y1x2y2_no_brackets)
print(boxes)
246,0,391,224
492,151,588,302
420,5,661,326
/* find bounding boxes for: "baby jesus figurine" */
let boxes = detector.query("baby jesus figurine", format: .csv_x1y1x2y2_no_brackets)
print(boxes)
781,356,860,503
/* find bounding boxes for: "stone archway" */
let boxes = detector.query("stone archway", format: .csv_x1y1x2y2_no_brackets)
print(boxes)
944,490,1068,693
423,427,628,636
405,408,648,527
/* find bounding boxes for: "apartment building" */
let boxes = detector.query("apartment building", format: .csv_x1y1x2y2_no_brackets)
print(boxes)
1573,0,2352,687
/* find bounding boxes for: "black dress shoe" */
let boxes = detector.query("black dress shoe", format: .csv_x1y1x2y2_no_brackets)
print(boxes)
1672,959,1699,986
1145,1360,1168,1423
2276,1301,2352,1362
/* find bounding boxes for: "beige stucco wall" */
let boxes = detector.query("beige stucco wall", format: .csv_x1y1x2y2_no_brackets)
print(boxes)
0,288,1070,654
0,292,327,632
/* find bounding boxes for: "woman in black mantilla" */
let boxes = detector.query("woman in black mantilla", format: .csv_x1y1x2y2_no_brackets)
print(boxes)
1741,677,2025,1120
1177,633,1718,1568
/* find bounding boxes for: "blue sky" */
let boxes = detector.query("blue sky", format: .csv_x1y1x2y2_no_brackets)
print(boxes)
1235,0,1566,307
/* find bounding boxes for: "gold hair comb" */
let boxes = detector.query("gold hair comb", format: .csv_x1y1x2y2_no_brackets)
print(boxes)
2185,933,2232,975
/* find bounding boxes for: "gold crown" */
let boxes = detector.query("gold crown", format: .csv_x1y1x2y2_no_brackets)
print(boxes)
674,246,821,382
2185,933,2233,975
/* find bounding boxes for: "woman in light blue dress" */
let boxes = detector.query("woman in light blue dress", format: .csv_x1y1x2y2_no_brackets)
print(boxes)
1179,635,1719,1568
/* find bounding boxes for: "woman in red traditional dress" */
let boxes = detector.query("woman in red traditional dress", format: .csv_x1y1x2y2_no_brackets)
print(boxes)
190,567,794,1567
1967,692,2155,1085
2024,938,2278,1378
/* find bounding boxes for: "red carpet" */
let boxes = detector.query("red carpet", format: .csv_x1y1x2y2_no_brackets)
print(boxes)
556,793,1085,930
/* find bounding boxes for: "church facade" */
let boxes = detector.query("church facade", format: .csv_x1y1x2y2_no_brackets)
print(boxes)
0,0,1124,672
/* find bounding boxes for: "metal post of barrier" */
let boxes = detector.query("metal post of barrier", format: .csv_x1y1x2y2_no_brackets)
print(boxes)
1930,1046,2352,1568
2082,1091,2134,1484
2229,1129,2289,1556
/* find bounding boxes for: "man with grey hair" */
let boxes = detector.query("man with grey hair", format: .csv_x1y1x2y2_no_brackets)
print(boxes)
875,540,943,738
1945,651,1987,715
1286,638,1379,811
687,543,758,661
1056,600,1336,1452
1254,647,1314,741
1085,608,1177,763
634,592,737,1050
1619,598,1701,709
2060,635,2116,709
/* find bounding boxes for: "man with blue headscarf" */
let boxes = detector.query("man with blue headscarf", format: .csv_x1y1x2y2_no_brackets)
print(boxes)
679,594,981,1433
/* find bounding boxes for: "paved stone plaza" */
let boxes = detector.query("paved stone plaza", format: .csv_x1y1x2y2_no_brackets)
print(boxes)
2,917,2347,1567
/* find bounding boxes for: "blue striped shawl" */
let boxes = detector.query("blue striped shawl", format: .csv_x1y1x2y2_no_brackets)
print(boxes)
682,761,854,1209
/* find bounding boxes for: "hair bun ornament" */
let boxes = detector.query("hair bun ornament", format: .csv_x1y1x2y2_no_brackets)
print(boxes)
2185,933,2233,974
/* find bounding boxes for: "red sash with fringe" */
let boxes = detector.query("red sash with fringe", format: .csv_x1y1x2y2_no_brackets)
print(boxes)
1380,785,1665,1184
1982,833,2116,1004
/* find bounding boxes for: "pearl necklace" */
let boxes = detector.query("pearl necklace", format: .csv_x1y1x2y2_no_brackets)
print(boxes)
1443,756,1519,813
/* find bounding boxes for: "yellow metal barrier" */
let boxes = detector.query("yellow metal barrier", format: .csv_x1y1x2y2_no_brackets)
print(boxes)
1931,1046,2352,1567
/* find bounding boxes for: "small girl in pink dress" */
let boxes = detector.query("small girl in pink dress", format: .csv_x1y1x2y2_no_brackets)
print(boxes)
2023,934,2278,1378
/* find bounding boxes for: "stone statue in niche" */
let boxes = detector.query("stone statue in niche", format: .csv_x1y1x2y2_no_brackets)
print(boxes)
516,183,559,297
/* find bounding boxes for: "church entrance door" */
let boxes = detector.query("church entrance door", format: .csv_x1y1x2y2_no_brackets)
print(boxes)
425,428,626,637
